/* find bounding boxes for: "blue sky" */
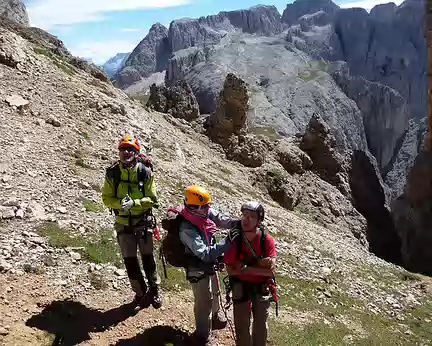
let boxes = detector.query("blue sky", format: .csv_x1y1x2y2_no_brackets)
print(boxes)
24,0,403,64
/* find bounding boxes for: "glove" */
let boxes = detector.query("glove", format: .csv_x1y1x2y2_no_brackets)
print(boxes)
227,228,241,243
137,197,153,209
121,196,134,211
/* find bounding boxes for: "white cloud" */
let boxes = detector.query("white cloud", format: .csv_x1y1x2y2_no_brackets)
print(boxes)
120,28,143,33
70,40,138,65
339,0,403,12
27,0,192,29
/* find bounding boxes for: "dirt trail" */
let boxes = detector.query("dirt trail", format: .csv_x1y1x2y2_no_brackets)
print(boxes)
0,273,235,346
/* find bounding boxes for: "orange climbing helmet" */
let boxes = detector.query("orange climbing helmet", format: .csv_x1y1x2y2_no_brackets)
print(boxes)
184,185,212,207
118,135,140,151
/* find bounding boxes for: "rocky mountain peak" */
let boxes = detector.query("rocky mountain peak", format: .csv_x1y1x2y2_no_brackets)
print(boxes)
115,23,169,88
282,0,340,25
0,0,28,26
149,22,168,35
370,3,397,22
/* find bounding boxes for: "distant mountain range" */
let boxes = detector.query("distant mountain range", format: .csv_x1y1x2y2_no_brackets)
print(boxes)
101,53,130,78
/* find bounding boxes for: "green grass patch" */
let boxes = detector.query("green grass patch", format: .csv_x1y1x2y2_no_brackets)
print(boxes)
34,47,76,76
34,47,53,58
157,259,190,292
37,222,123,267
298,60,331,82
82,198,105,213
269,319,351,346
269,307,432,345
53,60,75,76
406,300,432,341
78,131,90,139
276,275,354,315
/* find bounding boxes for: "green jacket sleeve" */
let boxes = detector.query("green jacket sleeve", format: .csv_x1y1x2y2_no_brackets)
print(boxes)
131,173,158,212
101,176,122,210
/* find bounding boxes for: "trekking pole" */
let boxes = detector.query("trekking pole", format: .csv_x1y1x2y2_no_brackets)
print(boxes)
160,248,168,280
213,267,236,343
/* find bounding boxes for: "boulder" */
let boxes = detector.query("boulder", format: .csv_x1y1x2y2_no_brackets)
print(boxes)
275,138,312,174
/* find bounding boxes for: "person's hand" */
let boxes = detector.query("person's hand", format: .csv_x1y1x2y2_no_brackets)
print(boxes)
228,262,244,276
121,196,134,211
258,258,275,271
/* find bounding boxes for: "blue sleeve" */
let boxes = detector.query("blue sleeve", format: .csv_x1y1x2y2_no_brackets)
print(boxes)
209,208,239,230
179,222,232,263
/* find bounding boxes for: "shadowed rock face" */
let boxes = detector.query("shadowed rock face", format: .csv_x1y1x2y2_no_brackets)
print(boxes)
300,114,351,197
350,150,402,265
282,0,340,26
391,6,432,275
392,150,432,275
333,1,427,120
116,23,169,88
331,61,410,172
0,0,28,26
299,115,402,264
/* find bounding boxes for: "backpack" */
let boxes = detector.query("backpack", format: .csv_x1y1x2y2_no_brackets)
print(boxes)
160,208,190,269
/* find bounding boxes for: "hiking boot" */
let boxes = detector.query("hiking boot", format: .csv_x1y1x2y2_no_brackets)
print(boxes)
149,286,163,309
211,310,227,330
133,293,150,310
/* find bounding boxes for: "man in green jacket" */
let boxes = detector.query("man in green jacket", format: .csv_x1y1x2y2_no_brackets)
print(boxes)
102,135,162,309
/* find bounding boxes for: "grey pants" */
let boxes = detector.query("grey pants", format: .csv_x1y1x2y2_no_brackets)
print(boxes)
232,281,271,346
190,273,222,340
116,223,161,297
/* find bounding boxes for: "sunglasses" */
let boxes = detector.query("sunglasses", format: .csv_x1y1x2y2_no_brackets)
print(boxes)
119,147,138,153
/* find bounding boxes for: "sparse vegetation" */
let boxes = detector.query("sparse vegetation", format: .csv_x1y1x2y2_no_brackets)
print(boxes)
34,46,77,76
155,249,190,292
37,222,123,267
132,94,150,106
75,158,92,169
298,60,331,82
78,130,90,139
82,198,104,213
250,126,281,141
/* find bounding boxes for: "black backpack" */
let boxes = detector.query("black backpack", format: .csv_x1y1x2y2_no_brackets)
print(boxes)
160,208,191,269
